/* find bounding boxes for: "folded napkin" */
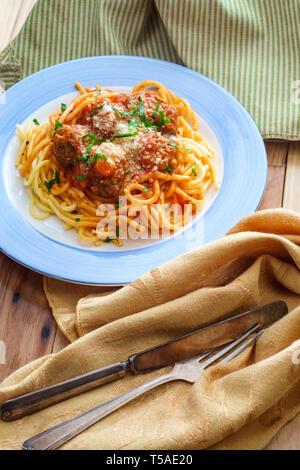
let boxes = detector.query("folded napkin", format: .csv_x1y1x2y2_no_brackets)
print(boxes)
0,208,300,450
1,0,300,139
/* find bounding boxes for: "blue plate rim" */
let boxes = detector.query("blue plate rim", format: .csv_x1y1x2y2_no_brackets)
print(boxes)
0,55,267,285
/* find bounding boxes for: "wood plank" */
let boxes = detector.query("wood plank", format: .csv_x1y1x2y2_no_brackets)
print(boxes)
258,142,287,210
264,141,300,449
0,253,57,382
258,165,285,210
283,142,300,212
266,412,300,450
264,142,288,167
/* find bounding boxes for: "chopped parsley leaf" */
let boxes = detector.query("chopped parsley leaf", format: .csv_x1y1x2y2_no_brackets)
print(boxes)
71,210,78,214
152,101,161,119
124,169,130,174
55,168,60,184
143,186,152,193
44,168,60,192
81,133,100,159
110,104,138,117
130,102,138,115
138,96,151,128
44,180,55,192
191,167,197,177
110,105,126,116
168,141,190,151
33,118,40,126
114,201,120,210
90,105,104,116
164,166,175,174
61,103,67,112
111,132,138,142
82,133,100,143
96,89,101,95
128,118,140,131
76,174,87,181
93,153,107,162
104,237,116,243
156,110,171,127
75,218,80,222
54,120,63,135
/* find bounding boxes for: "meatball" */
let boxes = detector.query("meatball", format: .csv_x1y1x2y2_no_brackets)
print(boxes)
80,96,130,140
130,91,178,134
137,131,177,172
52,124,89,169
88,142,127,198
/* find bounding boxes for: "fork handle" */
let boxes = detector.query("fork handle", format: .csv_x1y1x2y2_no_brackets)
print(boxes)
22,371,177,450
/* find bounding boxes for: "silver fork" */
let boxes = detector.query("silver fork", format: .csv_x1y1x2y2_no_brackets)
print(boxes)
22,323,262,450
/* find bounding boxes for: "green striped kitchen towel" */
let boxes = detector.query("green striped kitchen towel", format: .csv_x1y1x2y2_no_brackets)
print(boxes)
1,0,300,140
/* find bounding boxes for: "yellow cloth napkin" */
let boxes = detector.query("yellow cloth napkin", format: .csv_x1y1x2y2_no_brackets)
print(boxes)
0,209,300,450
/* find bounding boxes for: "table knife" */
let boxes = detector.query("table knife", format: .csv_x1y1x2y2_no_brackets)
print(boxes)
0,300,287,421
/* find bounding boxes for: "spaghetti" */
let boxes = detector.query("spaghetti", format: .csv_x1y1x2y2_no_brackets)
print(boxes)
16,80,218,247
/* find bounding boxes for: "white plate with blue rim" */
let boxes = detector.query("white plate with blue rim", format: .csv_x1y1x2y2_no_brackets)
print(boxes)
0,56,267,285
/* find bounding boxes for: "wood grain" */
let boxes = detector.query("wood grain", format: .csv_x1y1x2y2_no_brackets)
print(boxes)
258,143,288,210
0,0,299,450
0,253,56,382
283,142,300,212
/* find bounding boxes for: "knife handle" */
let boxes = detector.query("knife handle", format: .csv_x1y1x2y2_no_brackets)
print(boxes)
0,362,128,422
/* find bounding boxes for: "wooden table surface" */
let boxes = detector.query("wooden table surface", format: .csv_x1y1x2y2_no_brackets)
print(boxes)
0,0,299,450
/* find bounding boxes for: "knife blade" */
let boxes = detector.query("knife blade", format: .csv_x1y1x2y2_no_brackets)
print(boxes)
0,300,287,421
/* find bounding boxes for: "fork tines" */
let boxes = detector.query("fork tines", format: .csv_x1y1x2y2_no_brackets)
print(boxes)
201,323,263,369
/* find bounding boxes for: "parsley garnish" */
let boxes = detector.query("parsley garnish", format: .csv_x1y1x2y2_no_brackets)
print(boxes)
44,168,60,192
138,96,152,128
137,96,168,130
104,237,117,243
55,168,60,184
111,132,138,142
191,167,197,176
152,101,161,119
33,118,40,126
61,103,67,112
110,105,127,116
71,210,78,214
82,133,100,142
93,153,107,162
128,118,141,131
143,186,152,193
110,102,138,117
157,110,171,127
168,141,190,151
75,218,80,222
164,166,175,174
76,174,87,181
96,89,101,95
131,102,138,115
54,120,63,135
81,134,100,160
124,169,130,174
90,105,104,116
